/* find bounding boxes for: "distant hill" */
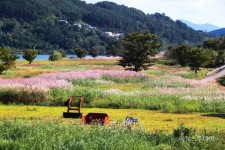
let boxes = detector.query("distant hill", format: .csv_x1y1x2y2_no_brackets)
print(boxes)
180,19,221,32
209,28,225,36
0,0,210,54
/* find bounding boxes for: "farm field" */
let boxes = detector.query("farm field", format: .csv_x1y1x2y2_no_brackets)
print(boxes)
0,58,225,149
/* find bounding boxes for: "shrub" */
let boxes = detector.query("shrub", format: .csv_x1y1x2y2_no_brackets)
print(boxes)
0,47,18,74
59,49,67,58
0,89,50,104
173,123,196,139
23,49,38,64
90,48,99,58
218,76,225,86
49,50,62,61
75,48,87,59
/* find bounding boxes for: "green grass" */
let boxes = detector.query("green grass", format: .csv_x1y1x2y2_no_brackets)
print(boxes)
1,106,225,132
178,69,209,79
0,120,224,150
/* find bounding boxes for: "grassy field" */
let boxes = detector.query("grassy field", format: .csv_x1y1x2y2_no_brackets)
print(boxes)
1,59,118,78
0,58,225,113
1,105,225,133
0,58,225,149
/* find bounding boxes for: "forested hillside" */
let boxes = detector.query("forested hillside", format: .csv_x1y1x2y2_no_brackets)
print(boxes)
209,28,225,36
0,0,210,54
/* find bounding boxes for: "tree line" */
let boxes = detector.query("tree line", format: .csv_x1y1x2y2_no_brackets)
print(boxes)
165,37,225,73
1,31,222,74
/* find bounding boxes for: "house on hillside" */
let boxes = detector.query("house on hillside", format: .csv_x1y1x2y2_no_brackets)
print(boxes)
74,23,82,28
59,20,68,24
105,32,123,38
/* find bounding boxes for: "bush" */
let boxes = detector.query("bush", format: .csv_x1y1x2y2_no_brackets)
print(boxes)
75,48,87,59
173,123,196,139
0,47,18,74
218,76,225,86
90,48,99,58
0,89,50,105
49,50,62,61
23,49,38,64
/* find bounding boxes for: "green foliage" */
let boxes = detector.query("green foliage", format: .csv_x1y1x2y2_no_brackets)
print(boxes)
173,123,196,138
106,40,124,56
90,48,99,58
0,47,18,74
166,45,191,66
203,37,225,50
0,0,209,54
59,49,67,58
167,46,215,74
0,89,49,105
218,76,225,86
75,48,87,59
0,120,224,150
119,31,161,72
23,49,38,64
203,37,225,66
49,50,62,61
185,47,215,74
179,69,208,79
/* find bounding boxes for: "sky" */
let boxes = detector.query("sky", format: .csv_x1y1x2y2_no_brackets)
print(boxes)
83,0,225,27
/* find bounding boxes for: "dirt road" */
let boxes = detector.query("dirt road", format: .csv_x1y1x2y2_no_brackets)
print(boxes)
201,69,225,82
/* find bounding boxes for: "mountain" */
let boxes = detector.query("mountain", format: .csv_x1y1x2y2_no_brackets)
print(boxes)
0,0,210,54
180,19,221,32
209,28,225,36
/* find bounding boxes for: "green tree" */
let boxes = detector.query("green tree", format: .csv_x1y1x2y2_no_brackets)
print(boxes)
59,49,67,58
119,31,160,72
23,49,38,64
49,50,62,61
75,48,87,59
202,37,225,67
215,50,225,66
0,47,18,74
186,48,215,74
90,48,99,58
167,45,192,66
106,40,124,57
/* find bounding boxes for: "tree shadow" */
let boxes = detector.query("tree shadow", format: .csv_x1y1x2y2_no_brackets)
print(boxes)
202,114,225,119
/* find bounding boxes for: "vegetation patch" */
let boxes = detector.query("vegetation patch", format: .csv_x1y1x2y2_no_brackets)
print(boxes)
218,76,225,86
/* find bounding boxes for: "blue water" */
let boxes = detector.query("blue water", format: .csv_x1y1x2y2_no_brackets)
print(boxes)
17,54,99,60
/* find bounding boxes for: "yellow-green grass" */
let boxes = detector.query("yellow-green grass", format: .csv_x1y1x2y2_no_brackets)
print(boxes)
1,59,119,78
1,59,208,79
152,64,212,79
1,105,225,133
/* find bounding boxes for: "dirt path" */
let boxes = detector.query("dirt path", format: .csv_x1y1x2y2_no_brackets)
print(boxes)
201,68,225,82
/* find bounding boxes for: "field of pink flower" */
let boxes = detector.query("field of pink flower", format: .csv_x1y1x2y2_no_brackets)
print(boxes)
0,70,143,92
0,59,225,113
